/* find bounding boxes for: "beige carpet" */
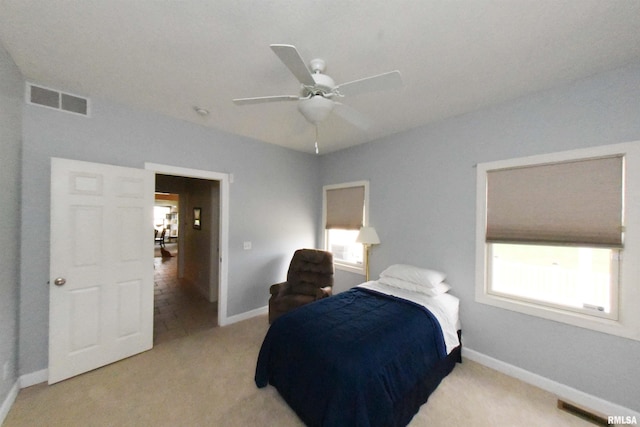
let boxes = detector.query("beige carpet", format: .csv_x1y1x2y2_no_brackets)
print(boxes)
5,315,594,427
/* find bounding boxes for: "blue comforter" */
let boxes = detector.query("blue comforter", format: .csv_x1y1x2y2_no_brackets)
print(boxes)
255,287,448,427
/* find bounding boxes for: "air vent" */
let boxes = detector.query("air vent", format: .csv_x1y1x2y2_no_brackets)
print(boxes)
27,83,89,116
557,399,608,426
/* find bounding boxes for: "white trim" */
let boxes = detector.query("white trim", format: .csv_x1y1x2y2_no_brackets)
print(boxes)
223,305,268,325
1,368,50,423
0,381,19,425
475,140,640,341
334,261,366,276
462,347,640,419
19,369,48,388
145,163,230,326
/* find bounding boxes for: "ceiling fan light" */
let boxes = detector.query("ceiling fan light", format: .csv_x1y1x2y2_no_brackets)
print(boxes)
298,95,334,124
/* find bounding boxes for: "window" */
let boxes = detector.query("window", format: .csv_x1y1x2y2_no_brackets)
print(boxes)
154,205,171,229
489,244,619,319
476,141,640,340
323,181,369,273
484,155,623,320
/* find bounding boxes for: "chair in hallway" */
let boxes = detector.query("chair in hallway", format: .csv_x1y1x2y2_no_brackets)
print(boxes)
155,228,167,248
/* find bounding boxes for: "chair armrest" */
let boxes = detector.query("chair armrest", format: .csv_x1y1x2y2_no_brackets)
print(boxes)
315,286,333,299
270,281,290,296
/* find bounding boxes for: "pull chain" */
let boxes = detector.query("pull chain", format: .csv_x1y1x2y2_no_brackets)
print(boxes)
314,125,319,154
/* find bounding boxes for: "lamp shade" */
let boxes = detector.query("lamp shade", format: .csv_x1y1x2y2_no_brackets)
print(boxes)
356,226,380,245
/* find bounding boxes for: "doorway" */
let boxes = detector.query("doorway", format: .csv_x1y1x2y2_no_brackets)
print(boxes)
152,175,221,344
48,158,229,382
146,163,230,337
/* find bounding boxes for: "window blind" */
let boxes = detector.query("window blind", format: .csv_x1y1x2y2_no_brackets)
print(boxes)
486,155,624,247
325,185,365,230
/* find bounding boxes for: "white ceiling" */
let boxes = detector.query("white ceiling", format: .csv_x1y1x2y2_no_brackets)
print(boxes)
1,1,639,154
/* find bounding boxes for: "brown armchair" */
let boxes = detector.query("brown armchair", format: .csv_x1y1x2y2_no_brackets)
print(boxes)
268,249,334,323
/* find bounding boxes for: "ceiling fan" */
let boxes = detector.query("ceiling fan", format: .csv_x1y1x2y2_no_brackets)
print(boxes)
233,44,403,131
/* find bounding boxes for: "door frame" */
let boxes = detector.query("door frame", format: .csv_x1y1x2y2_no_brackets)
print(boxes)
145,163,230,325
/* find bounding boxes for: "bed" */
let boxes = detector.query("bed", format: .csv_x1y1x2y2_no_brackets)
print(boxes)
255,264,461,427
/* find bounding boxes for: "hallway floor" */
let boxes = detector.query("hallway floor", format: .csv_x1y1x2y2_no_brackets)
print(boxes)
153,245,218,345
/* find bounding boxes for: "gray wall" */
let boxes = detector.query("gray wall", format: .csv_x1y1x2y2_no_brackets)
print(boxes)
0,42,22,410
19,96,320,375
320,62,640,411
7,41,640,413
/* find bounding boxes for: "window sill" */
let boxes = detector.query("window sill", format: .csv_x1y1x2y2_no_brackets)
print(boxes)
334,261,365,276
475,290,636,339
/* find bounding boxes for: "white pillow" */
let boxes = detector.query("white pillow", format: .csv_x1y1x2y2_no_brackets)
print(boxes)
379,264,446,287
378,276,451,296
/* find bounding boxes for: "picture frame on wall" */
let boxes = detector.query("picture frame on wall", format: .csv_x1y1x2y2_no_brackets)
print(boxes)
193,207,201,229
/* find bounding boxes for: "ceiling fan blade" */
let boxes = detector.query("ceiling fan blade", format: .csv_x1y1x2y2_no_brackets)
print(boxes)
270,44,316,87
333,102,374,130
233,95,299,105
336,70,403,97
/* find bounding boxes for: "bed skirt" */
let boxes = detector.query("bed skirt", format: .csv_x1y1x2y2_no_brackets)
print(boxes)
395,330,462,426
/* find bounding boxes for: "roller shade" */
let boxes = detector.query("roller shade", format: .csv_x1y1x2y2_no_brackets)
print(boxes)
486,155,624,247
325,185,365,230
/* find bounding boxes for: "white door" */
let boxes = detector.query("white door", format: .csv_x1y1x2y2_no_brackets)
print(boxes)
49,157,154,384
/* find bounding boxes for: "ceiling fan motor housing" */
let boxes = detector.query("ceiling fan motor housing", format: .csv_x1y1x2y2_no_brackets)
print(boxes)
309,58,326,73
304,72,336,97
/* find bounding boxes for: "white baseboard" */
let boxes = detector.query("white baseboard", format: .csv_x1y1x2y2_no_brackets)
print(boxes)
0,381,19,425
19,369,48,388
220,305,268,326
1,368,48,423
462,347,640,419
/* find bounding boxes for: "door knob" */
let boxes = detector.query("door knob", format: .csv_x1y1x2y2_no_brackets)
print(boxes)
54,277,66,286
